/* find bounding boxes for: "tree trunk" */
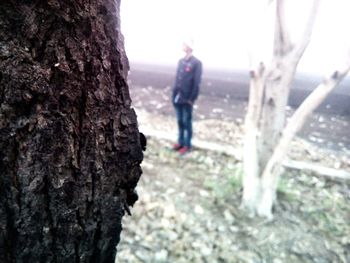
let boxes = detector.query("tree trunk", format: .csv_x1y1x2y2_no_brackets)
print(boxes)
242,0,320,218
242,60,296,218
242,64,265,214
254,59,296,218
0,1,143,262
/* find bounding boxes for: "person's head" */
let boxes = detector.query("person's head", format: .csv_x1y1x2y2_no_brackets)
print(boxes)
182,39,194,55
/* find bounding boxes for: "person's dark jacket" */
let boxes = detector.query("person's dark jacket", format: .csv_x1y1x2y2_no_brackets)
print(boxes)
172,55,202,105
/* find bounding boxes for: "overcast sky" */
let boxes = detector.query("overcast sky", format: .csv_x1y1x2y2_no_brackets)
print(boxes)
121,0,350,74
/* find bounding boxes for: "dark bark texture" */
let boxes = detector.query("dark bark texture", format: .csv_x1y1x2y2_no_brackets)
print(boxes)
0,1,143,262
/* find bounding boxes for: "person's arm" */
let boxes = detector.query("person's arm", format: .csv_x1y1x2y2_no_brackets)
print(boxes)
172,60,182,103
189,60,202,104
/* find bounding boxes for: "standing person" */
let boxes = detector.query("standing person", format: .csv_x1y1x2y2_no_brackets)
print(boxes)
172,39,202,155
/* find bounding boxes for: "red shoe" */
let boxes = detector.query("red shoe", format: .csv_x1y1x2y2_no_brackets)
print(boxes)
172,143,183,151
178,146,191,155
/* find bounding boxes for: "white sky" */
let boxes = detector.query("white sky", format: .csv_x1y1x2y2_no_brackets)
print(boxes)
121,0,350,74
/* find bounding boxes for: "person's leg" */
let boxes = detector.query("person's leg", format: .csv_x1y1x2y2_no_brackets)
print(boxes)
183,104,193,149
174,104,185,147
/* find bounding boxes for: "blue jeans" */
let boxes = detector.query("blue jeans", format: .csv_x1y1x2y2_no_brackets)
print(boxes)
174,104,193,148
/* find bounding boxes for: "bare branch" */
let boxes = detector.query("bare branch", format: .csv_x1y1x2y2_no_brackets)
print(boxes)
293,0,321,60
261,53,350,181
274,0,293,56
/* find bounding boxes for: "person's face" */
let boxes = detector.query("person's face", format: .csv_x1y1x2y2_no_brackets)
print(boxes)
182,43,192,54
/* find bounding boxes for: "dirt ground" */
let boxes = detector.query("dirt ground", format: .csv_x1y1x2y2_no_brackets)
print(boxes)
116,136,350,263
115,70,350,262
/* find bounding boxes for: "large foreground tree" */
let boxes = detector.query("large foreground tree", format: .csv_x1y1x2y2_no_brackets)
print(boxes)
0,0,143,262
241,0,350,218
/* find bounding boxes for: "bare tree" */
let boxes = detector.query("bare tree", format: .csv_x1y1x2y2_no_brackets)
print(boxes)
241,0,349,218
0,1,143,262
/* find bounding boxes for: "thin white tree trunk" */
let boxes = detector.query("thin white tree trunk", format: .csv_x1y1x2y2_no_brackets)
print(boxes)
242,0,321,218
258,59,296,169
255,62,296,218
242,64,265,214
258,0,320,171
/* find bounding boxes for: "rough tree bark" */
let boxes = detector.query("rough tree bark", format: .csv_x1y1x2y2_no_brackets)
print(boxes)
242,0,320,218
0,1,143,262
